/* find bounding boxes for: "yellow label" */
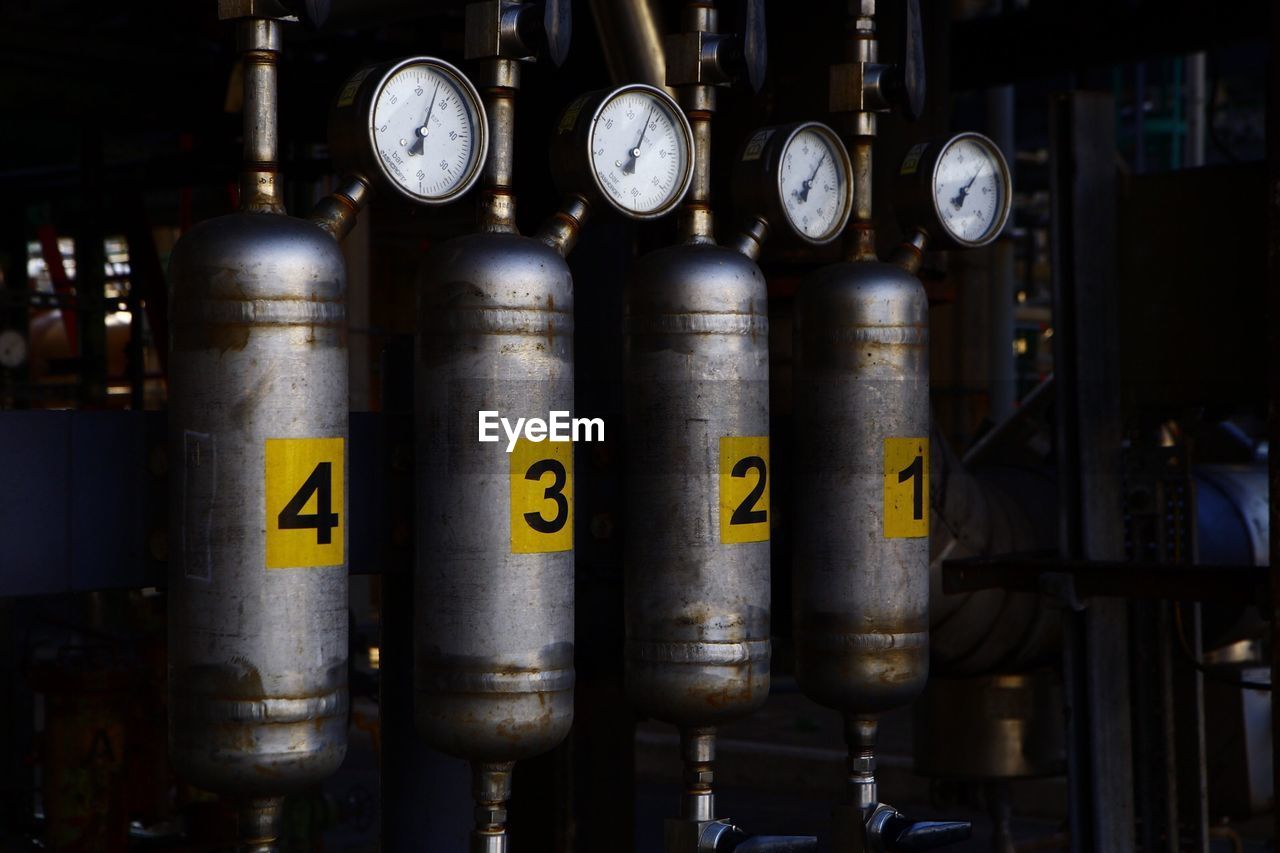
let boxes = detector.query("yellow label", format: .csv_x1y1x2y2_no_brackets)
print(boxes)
883,437,928,538
741,129,774,162
558,95,589,134
265,438,345,569
719,436,770,544
336,67,372,108
900,142,928,175
510,438,573,554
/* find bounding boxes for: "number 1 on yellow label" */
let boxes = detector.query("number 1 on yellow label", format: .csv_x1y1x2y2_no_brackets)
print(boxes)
883,437,928,538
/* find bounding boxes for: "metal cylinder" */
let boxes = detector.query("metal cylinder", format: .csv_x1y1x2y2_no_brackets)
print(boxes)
415,232,575,762
167,211,349,796
237,19,283,213
623,243,771,726
793,260,930,715
913,671,1067,779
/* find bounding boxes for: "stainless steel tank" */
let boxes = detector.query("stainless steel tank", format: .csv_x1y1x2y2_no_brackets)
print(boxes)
167,197,350,793
414,231,575,762
623,243,771,726
792,260,930,715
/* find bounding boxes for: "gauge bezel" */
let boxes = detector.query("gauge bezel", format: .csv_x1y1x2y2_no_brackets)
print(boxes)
550,83,695,222
897,131,1012,250
330,56,489,207
732,121,854,247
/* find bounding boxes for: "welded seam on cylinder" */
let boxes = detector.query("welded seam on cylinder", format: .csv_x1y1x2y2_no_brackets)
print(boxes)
416,666,575,694
796,630,927,651
423,307,574,336
177,299,345,326
177,690,348,723
624,313,768,336
626,638,771,664
819,324,927,345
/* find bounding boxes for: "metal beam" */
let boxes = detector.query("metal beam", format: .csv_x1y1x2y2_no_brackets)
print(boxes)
1049,91,1135,853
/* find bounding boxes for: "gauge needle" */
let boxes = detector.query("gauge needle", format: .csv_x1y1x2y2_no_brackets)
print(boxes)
950,168,981,209
408,82,441,156
793,153,827,204
619,109,655,176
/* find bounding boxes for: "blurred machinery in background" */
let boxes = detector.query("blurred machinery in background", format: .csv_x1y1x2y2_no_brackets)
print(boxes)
0,1,1273,853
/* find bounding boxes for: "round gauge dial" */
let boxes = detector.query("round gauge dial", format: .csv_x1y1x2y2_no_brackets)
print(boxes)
331,57,488,206
587,85,693,219
778,124,851,243
930,134,1009,245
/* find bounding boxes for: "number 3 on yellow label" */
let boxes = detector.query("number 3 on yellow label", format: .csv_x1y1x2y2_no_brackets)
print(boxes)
720,436,770,544
265,438,345,569
884,437,928,538
510,438,573,554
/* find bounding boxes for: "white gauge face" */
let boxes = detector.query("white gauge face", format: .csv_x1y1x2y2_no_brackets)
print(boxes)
371,61,483,203
932,135,1008,245
589,89,690,217
779,127,849,242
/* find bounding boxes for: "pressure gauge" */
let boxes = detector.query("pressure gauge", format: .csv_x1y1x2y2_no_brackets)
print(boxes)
329,57,488,205
550,84,694,220
732,122,853,245
895,132,1012,249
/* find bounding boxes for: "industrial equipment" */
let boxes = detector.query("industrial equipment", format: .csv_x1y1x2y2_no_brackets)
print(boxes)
731,121,855,255
792,0,1011,849
166,5,374,851
622,3,842,851
411,4,603,851
328,56,489,207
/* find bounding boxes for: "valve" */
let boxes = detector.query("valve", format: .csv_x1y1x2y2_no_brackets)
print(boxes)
880,0,925,120
865,805,971,852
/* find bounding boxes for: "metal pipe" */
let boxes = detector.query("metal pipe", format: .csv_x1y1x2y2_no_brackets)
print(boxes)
536,193,591,257
679,110,715,243
731,215,769,260
588,0,671,96
479,60,520,233
987,85,1017,417
238,797,283,853
237,19,283,213
471,762,514,853
680,727,717,822
1186,52,1207,168
309,174,371,241
843,1,878,261
845,716,878,815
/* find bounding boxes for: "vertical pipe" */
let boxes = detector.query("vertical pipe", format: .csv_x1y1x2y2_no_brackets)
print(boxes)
986,85,1016,417
1269,6,1280,844
1049,92,1135,853
679,111,715,243
478,60,520,233
843,1,878,262
237,19,283,213
588,0,671,96
1185,52,1207,168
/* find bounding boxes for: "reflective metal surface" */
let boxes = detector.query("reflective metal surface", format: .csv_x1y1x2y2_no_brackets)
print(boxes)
793,260,930,715
168,211,349,794
623,242,771,726
415,232,575,762
914,671,1067,779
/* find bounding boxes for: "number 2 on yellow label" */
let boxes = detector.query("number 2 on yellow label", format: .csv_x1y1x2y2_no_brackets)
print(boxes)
883,437,928,538
510,438,573,554
720,436,770,544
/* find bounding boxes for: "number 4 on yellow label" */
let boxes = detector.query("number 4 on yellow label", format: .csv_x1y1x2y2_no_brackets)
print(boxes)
720,436,770,544
510,438,573,554
265,438,345,569
884,437,928,538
